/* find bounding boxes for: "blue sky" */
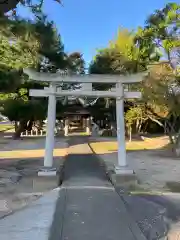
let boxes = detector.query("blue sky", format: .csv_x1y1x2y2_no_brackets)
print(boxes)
17,0,176,66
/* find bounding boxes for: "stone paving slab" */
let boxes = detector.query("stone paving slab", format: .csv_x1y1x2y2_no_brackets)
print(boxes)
59,187,146,240
0,188,60,240
120,194,168,239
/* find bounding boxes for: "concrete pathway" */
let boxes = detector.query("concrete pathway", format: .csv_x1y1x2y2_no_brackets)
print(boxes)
1,136,172,239
49,137,146,240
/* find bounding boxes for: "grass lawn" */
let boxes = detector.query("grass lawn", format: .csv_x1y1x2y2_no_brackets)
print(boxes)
0,124,14,132
0,148,68,159
90,136,169,154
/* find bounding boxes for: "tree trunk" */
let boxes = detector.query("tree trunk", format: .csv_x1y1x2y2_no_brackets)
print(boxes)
166,121,176,145
164,121,167,135
110,121,117,137
167,130,175,145
138,119,143,133
105,98,110,108
35,120,43,131
15,121,19,132
173,128,180,157
13,119,27,139
129,125,132,142
143,121,148,133
27,120,33,131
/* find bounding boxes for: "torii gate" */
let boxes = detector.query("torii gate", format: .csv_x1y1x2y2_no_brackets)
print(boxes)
24,69,146,176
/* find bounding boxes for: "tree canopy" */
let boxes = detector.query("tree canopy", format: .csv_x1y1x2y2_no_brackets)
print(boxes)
89,2,180,146
89,27,152,76
135,2,180,70
0,1,180,145
0,0,63,15
0,12,85,138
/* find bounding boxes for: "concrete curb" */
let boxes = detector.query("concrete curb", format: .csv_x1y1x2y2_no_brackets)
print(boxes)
58,138,70,186
48,188,67,240
88,141,127,191
88,141,133,189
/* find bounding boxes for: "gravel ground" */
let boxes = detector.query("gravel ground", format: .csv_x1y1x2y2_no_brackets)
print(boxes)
89,137,180,239
0,137,68,218
0,164,42,218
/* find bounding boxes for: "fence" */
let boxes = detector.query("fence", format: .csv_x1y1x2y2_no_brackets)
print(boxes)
21,129,45,137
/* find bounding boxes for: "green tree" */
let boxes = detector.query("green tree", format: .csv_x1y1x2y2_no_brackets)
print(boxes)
134,3,180,152
142,62,180,144
0,16,41,91
0,0,63,15
89,28,154,76
0,15,85,138
89,28,149,129
0,16,62,137
67,52,85,74
125,105,147,141
89,5,180,146
134,2,180,71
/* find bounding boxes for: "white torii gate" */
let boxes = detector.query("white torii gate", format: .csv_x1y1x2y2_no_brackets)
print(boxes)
24,69,146,176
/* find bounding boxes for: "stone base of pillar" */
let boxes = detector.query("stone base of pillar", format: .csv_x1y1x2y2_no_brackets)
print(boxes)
111,166,138,188
38,167,57,177
32,167,59,192
114,166,134,175
33,176,59,192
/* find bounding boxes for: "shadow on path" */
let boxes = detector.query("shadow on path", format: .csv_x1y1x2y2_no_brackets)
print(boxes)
48,136,146,240
49,136,180,239
62,153,110,187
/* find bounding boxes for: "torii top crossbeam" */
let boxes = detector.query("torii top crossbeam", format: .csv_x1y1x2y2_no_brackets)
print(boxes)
23,69,147,84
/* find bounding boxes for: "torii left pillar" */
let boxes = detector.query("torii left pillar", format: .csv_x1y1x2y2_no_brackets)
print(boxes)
39,84,57,176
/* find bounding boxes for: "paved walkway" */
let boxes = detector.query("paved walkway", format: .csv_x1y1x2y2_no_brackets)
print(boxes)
0,136,178,239
49,137,146,240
